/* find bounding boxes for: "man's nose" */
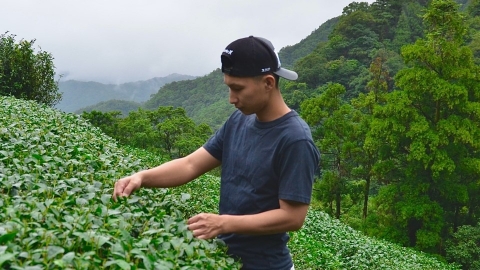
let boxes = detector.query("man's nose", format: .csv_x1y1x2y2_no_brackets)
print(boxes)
229,90,237,104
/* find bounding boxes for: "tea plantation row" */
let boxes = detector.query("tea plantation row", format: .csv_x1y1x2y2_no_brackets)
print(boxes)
0,96,458,269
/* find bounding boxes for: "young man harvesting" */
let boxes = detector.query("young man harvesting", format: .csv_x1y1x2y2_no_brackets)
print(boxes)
113,36,320,269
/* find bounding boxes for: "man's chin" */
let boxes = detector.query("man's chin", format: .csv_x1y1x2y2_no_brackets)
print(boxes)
237,108,254,115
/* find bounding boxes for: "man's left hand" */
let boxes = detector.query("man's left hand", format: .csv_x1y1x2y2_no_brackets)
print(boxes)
187,213,224,239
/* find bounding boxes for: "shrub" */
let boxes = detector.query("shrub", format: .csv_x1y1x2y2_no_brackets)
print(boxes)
0,96,240,269
445,222,480,270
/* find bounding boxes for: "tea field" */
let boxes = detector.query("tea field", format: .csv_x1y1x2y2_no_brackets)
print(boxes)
0,96,459,269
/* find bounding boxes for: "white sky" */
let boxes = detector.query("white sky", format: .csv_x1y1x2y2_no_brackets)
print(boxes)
1,0,375,84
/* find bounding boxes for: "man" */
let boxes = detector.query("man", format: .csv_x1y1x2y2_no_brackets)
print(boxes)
113,36,320,270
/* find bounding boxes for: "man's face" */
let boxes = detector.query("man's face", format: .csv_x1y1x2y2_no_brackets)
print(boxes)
224,74,270,115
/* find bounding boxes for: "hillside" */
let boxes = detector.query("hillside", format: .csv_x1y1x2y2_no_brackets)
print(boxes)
56,73,196,113
60,0,478,131
0,95,459,269
0,96,240,269
74,99,142,116
141,17,340,129
278,17,340,68
71,14,340,129
142,69,233,130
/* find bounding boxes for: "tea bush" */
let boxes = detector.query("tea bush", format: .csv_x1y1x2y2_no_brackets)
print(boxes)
0,96,460,269
0,96,240,269
175,175,460,270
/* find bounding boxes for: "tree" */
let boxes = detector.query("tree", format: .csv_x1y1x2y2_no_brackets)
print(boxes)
467,0,480,16
342,1,371,16
445,222,480,269
350,51,391,221
301,83,362,219
391,2,425,52
81,106,213,158
117,108,159,151
81,110,122,137
365,0,480,252
0,32,61,106
331,9,380,65
370,0,404,42
148,106,212,158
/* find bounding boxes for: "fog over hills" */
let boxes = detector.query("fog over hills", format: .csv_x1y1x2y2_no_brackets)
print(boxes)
56,73,196,112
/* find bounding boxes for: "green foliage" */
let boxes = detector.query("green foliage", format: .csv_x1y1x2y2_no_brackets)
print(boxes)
288,0,430,103
81,110,122,137
76,99,142,116
0,95,459,269
0,32,61,106
301,83,364,219
331,8,380,65
289,210,459,270
391,1,425,52
342,1,371,16
0,96,239,269
465,0,480,14
278,17,340,68
370,0,405,41
143,69,234,129
172,152,459,270
82,107,213,159
364,0,480,253
282,81,316,111
445,222,480,269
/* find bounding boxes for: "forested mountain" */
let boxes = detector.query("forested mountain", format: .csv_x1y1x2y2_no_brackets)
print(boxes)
142,14,340,129
278,17,340,68
142,69,232,130
74,99,142,116
68,0,477,131
139,0,473,129
56,73,196,112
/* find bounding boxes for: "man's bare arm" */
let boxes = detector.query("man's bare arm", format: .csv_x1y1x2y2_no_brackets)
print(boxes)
113,147,220,200
187,199,309,239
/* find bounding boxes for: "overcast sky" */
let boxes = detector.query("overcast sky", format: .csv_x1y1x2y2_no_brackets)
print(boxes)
1,0,375,84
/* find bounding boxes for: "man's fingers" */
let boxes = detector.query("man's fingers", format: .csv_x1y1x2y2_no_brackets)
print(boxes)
112,183,122,201
187,213,220,240
112,179,130,201
121,182,136,197
187,214,202,224
188,222,200,231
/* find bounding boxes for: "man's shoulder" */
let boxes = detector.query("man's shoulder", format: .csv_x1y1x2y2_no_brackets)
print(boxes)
279,111,313,138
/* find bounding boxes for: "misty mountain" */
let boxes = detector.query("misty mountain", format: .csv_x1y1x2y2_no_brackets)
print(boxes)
55,73,196,112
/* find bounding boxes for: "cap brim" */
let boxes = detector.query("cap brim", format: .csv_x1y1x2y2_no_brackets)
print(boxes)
274,68,298,81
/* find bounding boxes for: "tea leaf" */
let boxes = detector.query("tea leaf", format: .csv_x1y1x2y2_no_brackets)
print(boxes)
0,253,15,267
47,245,64,259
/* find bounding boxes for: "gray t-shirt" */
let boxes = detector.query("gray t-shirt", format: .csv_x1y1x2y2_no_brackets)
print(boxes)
203,110,320,270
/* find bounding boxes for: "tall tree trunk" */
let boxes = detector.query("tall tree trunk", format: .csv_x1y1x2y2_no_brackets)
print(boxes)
363,176,371,220
335,191,341,219
453,205,459,233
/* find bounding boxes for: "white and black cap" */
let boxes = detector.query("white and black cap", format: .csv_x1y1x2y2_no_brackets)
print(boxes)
221,36,298,81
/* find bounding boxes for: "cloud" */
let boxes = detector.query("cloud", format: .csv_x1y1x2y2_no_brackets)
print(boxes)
0,0,375,83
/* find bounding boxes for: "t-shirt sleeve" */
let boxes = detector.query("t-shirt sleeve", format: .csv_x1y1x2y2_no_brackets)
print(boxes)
277,139,320,204
203,122,226,162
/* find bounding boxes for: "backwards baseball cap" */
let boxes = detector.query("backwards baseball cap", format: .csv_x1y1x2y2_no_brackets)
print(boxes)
221,36,298,81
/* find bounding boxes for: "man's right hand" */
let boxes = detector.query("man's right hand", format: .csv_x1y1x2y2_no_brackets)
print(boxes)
112,173,142,201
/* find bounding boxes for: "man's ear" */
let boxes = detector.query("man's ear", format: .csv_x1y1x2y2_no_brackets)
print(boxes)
264,74,275,91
